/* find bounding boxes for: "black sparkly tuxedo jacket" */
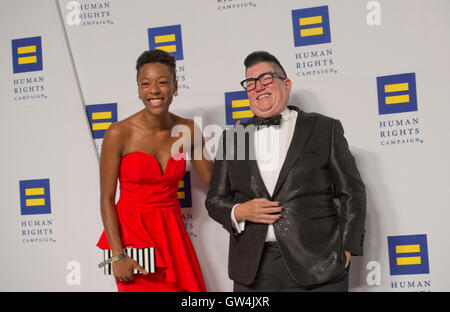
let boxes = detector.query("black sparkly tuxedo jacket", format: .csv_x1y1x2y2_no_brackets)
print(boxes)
205,106,366,286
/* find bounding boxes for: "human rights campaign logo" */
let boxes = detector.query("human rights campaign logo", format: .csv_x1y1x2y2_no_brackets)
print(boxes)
11,36,43,74
225,91,254,126
148,25,184,61
178,171,192,208
387,234,430,275
19,179,51,215
377,73,418,115
292,6,331,47
85,103,118,139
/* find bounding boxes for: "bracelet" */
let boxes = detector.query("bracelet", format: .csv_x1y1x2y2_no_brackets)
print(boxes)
98,253,126,268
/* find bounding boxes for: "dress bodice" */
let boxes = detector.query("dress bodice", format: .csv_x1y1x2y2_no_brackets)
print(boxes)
118,151,185,208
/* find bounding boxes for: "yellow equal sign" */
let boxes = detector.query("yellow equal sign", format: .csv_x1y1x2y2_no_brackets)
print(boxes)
231,99,254,119
155,34,177,53
299,16,323,37
25,187,45,206
91,111,112,131
177,180,185,199
396,244,421,266
385,82,410,105
17,45,37,64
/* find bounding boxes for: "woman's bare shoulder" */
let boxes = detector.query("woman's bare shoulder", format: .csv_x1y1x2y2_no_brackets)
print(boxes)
104,111,142,142
171,113,194,129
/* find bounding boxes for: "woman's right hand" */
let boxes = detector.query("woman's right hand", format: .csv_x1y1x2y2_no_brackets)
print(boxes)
112,255,148,282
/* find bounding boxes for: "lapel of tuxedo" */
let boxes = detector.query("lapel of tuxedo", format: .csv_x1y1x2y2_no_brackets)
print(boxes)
272,107,316,198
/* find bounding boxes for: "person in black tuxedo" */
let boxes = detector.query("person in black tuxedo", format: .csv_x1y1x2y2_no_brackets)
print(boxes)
205,51,366,291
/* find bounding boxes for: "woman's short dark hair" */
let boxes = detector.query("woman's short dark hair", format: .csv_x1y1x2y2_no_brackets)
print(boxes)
244,51,287,77
136,49,176,81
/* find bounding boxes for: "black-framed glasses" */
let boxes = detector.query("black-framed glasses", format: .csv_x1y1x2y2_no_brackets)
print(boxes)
240,72,287,91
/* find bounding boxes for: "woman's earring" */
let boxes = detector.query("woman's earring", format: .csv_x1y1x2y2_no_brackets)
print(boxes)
174,90,178,96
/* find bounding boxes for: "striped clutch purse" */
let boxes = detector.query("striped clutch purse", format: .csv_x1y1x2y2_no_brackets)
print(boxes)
101,247,155,275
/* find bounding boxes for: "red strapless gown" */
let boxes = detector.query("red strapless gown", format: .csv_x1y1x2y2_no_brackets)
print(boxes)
96,151,206,292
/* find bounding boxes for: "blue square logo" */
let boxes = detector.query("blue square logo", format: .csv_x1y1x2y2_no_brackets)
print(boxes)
178,171,192,208
225,91,253,126
377,73,418,115
387,234,430,275
19,179,51,215
12,36,43,74
85,103,118,139
148,25,184,61
292,6,331,47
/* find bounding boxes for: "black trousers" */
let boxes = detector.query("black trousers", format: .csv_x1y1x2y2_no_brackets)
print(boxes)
233,242,349,292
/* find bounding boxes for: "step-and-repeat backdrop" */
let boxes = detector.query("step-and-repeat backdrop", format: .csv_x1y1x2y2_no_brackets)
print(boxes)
1,0,449,291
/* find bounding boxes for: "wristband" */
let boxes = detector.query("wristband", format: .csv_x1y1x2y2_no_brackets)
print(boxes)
98,253,126,268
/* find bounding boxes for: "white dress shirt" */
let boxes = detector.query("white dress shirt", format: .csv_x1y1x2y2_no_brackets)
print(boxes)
231,107,298,241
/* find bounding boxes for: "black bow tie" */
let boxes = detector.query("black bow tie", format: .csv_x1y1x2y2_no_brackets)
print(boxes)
246,114,282,128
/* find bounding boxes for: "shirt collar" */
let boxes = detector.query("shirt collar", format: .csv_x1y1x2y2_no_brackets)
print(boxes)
280,107,292,121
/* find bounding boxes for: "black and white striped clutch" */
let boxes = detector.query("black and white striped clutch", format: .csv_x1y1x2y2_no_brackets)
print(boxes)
102,247,155,275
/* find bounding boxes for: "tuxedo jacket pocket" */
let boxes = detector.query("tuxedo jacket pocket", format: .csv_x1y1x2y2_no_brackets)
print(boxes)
309,213,338,221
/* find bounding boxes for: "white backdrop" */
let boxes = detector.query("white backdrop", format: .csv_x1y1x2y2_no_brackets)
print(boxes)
1,0,449,292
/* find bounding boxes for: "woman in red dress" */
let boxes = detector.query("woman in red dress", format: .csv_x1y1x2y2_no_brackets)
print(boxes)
96,50,212,292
